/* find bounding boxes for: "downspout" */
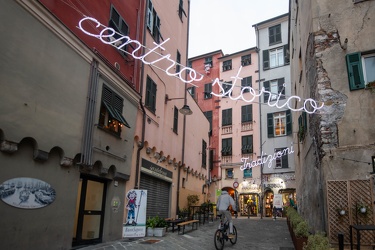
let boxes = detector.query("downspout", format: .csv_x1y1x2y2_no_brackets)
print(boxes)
176,0,191,215
134,0,147,189
255,24,264,219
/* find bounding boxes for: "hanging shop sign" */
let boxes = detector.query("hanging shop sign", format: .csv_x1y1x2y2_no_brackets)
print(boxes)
141,158,172,182
0,177,56,209
240,146,294,171
78,17,324,114
123,189,148,238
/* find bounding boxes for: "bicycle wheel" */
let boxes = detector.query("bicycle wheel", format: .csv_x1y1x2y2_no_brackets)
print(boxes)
214,229,224,250
229,225,237,244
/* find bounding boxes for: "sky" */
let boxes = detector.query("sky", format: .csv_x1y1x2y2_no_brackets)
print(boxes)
188,0,290,58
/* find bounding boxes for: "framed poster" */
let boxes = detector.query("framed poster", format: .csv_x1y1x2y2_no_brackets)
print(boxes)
123,189,147,238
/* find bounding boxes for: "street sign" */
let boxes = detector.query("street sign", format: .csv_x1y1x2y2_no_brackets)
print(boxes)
233,181,239,189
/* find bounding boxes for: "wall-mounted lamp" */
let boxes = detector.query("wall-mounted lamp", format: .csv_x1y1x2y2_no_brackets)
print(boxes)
165,94,193,115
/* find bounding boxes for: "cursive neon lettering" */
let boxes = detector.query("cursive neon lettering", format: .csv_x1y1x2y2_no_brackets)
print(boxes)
240,145,294,171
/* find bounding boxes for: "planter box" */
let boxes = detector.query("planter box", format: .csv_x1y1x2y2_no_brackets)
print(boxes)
146,227,154,237
153,227,166,237
294,236,308,250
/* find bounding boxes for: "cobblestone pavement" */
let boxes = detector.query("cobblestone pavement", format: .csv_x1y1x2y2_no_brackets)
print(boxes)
78,217,294,250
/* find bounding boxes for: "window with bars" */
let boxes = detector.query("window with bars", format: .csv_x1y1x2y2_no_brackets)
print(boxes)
222,138,232,156
222,108,232,126
99,85,130,136
145,76,157,112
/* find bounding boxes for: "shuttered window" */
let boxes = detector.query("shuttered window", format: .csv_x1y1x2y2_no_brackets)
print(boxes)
241,135,253,154
241,76,252,93
241,105,252,123
267,110,292,138
269,24,282,45
222,138,232,156
263,78,285,102
222,108,232,126
173,106,178,134
204,83,212,99
275,148,289,168
346,52,365,90
145,76,157,112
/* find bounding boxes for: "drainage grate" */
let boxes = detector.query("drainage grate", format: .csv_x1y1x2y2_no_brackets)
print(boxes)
139,239,161,244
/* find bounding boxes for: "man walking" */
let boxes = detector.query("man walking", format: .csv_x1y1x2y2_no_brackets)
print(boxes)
217,189,236,238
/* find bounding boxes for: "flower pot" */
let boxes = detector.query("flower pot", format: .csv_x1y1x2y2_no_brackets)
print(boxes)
294,236,308,250
360,207,366,214
339,210,345,215
153,227,166,237
146,227,154,237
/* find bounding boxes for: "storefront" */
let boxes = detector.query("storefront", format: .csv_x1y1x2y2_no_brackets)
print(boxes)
139,158,172,218
237,180,261,217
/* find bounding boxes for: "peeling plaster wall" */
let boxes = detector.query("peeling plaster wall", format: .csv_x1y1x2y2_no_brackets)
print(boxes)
291,0,375,234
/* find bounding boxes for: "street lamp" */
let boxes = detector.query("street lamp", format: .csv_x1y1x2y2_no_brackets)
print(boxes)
165,94,193,115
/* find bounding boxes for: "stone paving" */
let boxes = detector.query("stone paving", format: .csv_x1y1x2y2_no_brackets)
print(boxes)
78,217,294,250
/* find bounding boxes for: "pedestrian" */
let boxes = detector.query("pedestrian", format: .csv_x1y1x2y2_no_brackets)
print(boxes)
217,189,236,238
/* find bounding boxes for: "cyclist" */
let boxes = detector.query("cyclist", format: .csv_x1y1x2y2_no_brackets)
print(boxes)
217,190,236,238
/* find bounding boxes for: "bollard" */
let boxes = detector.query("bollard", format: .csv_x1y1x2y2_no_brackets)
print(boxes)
338,233,344,250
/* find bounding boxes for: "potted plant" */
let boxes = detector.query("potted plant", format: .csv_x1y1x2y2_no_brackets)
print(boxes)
357,201,369,215
153,216,167,237
304,231,330,250
146,216,157,236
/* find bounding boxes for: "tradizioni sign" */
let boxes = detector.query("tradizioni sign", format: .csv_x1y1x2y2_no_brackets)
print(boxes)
240,146,294,171
78,17,324,114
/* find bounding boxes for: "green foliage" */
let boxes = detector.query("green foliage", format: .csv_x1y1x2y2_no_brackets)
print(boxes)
303,232,330,250
187,194,200,206
286,206,309,238
146,216,167,228
295,220,309,238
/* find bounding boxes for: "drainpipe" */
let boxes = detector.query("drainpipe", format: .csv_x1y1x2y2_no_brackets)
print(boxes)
134,0,147,189
176,0,191,215
255,24,264,219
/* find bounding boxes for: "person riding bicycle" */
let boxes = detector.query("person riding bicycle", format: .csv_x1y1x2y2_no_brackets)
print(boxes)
217,190,236,238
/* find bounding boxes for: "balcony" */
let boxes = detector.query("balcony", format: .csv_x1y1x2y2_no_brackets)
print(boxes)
222,125,232,134
221,155,232,164
241,121,253,132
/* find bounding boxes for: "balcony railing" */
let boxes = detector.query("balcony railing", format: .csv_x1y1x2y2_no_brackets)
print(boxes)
222,125,232,134
221,155,232,164
241,121,253,132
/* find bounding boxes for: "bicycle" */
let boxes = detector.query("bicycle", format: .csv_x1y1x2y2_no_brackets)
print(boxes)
214,213,237,250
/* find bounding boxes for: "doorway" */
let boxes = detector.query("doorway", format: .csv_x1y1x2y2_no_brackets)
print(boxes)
72,175,107,247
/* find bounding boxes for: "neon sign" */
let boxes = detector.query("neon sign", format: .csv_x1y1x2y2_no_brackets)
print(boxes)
211,66,324,114
78,17,324,114
240,146,294,170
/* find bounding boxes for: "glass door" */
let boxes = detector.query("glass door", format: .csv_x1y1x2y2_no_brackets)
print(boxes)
72,175,107,247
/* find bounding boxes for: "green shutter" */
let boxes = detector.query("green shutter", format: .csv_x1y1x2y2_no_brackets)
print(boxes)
267,113,274,138
263,50,269,70
284,44,289,64
346,52,364,90
263,81,270,102
286,110,292,135
282,153,288,168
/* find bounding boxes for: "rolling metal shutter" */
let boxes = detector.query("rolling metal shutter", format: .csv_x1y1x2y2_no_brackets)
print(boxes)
140,173,170,218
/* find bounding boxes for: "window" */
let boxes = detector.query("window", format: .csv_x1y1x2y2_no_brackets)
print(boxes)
241,76,252,93
204,111,212,132
241,54,251,66
178,0,187,20
223,60,232,71
241,105,252,123
222,81,232,97
263,78,285,102
202,140,207,168
187,86,196,98
242,135,253,154
222,108,232,126
243,168,252,178
263,45,289,70
298,112,307,142
222,138,232,156
145,76,157,112
99,85,131,136
173,106,178,133
346,52,375,90
204,83,212,99
109,6,129,52
147,0,162,43
176,50,181,73
205,57,213,67
270,48,284,68
226,168,233,179
267,110,292,138
275,147,289,168
269,24,282,45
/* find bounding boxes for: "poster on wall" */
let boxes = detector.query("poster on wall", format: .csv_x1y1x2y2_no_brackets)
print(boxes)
0,177,56,209
273,194,283,208
123,189,147,238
